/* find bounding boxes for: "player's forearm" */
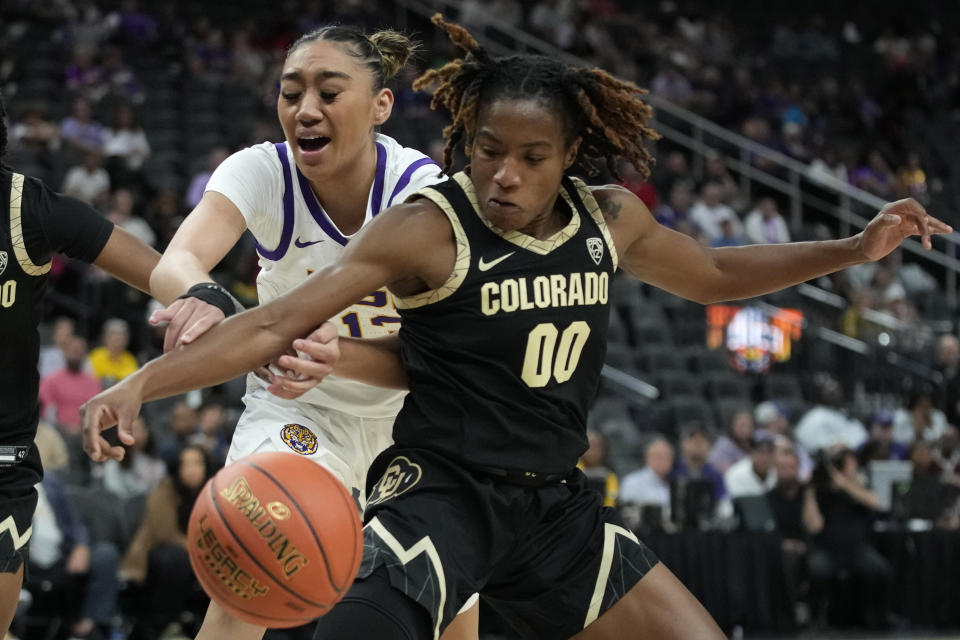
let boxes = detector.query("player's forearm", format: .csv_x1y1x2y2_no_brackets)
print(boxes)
703,236,865,303
149,248,217,305
335,335,408,390
93,227,162,296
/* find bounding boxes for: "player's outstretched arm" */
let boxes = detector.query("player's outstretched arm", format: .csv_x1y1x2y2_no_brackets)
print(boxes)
597,187,952,303
269,325,408,398
91,227,162,294
149,192,249,350
81,199,454,460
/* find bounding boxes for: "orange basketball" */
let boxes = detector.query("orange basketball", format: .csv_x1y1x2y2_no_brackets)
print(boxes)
186,451,363,627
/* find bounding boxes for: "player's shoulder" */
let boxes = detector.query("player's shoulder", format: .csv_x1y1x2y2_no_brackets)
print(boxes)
376,134,445,187
219,141,286,175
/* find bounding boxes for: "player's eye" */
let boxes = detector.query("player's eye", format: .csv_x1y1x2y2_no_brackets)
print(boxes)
321,92,340,102
281,92,300,101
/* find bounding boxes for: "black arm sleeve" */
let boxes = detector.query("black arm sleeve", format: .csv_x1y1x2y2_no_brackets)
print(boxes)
20,174,114,266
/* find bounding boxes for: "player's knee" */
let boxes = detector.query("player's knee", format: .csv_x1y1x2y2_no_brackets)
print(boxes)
314,567,432,640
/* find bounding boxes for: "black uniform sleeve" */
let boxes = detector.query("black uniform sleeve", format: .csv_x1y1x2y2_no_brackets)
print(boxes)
20,174,114,266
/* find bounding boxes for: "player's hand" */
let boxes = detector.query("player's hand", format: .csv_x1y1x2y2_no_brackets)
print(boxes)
150,297,226,353
79,379,143,462
857,198,953,261
268,322,340,400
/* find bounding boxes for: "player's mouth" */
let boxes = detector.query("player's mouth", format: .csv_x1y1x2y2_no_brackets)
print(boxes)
487,198,519,213
297,135,331,156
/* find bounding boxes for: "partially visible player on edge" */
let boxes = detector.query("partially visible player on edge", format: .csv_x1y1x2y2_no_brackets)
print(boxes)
80,15,952,640
143,25,479,640
0,91,163,638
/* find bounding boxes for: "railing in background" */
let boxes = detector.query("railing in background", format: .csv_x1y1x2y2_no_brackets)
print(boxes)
392,0,960,308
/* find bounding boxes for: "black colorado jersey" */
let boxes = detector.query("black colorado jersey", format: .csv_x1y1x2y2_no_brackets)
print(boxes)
0,170,112,444
393,172,616,474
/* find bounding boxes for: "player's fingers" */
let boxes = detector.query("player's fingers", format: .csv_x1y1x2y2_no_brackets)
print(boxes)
309,321,340,343
253,365,272,382
278,354,334,380
292,336,339,365
180,308,226,345
81,404,115,461
267,375,317,400
149,299,183,326
164,303,204,352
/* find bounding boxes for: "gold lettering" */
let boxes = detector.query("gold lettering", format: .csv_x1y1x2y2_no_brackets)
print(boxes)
220,477,254,505
481,282,499,316
584,272,598,305
501,279,519,313
282,554,309,577
598,272,609,303
550,274,567,307
533,276,551,308
517,278,534,310
568,273,584,306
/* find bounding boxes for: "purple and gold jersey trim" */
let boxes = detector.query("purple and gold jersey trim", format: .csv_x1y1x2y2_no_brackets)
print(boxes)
387,158,441,208
252,143,296,261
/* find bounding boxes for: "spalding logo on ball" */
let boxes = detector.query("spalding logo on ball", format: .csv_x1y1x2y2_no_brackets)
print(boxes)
187,451,363,627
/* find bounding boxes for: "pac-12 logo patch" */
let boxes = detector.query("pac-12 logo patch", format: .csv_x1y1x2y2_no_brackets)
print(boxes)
280,424,319,455
367,456,422,506
0,251,7,277
586,237,604,265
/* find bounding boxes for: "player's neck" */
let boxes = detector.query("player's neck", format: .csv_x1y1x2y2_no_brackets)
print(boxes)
308,143,378,235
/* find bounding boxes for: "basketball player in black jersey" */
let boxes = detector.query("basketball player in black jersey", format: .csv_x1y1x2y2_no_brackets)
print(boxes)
0,92,164,636
81,15,951,640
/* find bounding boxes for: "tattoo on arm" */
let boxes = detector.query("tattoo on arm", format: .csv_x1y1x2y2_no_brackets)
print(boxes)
600,198,622,221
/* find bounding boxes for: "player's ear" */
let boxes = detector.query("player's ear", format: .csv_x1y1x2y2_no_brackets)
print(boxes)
563,136,582,170
373,88,394,126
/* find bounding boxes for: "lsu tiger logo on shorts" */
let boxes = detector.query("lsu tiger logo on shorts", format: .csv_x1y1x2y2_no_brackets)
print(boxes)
367,456,422,507
279,424,318,455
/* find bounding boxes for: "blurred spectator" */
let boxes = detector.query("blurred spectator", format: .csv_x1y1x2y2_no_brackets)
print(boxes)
899,440,954,525
651,150,691,199
809,446,892,628
103,103,150,187
850,149,895,199
38,336,101,434
806,147,848,186
725,433,777,498
24,429,120,640
673,422,725,500
651,64,694,108
8,104,61,162
88,317,139,386
897,151,929,204
579,430,619,507
689,181,742,244
702,150,745,210
38,316,76,379
617,158,658,211
98,416,166,500
708,407,755,473
106,188,156,247
120,445,211,640
65,45,105,101
933,425,960,476
185,145,230,209
857,410,909,464
710,213,748,248
767,444,823,626
61,150,111,208
755,401,812,481
653,180,695,233
100,45,144,104
744,196,791,245
893,386,947,445
158,400,200,464
193,398,231,468
620,436,674,515
933,334,960,425
795,378,867,453
60,97,105,155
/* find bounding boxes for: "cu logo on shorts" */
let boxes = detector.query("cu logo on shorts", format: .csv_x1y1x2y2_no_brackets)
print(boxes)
280,424,319,455
367,456,422,507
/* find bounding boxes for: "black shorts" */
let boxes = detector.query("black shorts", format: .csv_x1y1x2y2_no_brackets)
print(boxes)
357,446,659,640
0,442,41,574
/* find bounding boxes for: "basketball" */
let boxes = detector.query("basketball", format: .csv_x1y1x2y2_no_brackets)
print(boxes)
186,452,363,627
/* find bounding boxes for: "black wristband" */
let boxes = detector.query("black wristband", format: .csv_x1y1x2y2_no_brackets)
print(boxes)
178,282,240,318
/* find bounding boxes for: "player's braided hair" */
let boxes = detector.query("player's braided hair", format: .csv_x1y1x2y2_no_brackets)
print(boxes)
413,14,659,180
287,26,418,91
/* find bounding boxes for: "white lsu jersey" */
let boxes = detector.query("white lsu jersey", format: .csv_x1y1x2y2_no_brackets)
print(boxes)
206,134,445,418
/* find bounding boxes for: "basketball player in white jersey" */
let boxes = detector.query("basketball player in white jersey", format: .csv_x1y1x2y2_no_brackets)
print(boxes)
146,26,478,640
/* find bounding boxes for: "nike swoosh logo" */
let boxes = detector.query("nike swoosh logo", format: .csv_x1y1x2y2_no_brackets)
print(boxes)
478,252,515,272
295,236,324,248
